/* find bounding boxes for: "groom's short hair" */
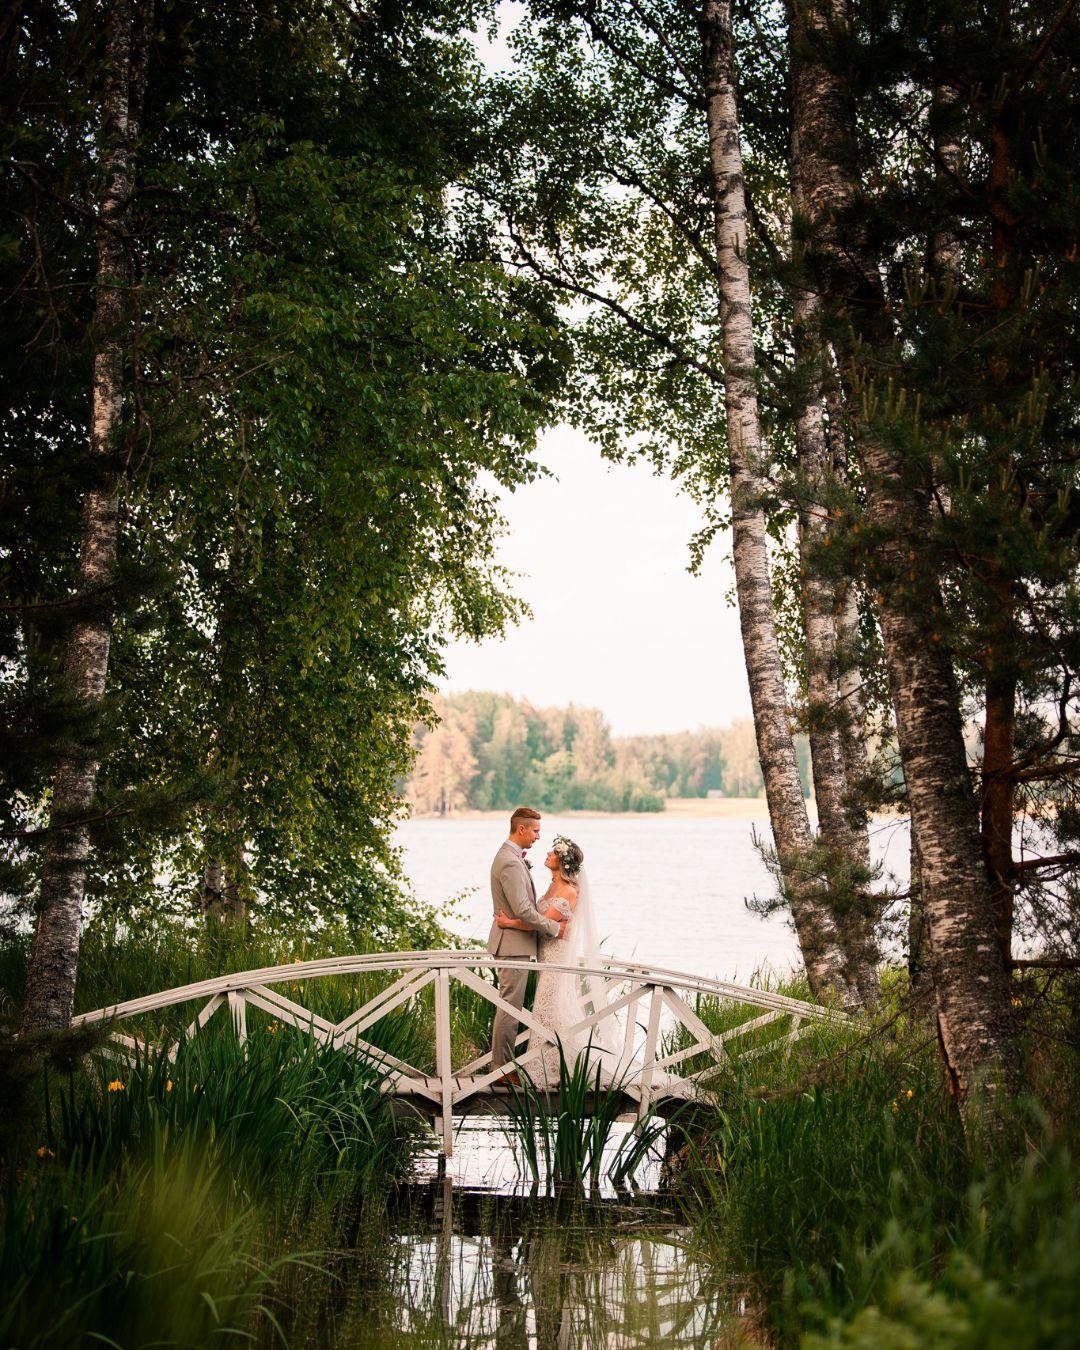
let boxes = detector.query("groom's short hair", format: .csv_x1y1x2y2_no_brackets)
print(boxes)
510,806,541,830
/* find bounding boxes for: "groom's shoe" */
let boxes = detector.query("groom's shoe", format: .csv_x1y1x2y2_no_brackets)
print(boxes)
492,1071,522,1089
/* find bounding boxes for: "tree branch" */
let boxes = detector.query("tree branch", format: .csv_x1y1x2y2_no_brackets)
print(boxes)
582,7,705,110
1013,0,1080,93
1013,850,1080,875
505,223,727,388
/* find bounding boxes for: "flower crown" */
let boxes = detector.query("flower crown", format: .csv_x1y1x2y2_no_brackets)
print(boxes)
552,834,583,877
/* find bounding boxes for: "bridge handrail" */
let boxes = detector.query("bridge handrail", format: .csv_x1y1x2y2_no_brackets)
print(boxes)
70,949,848,1028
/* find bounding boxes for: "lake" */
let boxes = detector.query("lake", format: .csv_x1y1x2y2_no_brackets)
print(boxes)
394,808,913,985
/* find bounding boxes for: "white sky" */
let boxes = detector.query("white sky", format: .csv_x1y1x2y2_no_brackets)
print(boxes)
439,425,752,735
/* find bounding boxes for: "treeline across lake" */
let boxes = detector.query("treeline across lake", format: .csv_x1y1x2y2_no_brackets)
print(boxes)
406,692,812,814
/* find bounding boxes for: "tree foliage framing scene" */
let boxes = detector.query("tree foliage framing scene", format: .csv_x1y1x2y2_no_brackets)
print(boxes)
1,0,1079,1346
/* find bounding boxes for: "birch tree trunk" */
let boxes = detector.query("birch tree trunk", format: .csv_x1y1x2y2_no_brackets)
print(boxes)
787,0,1023,1124
699,0,852,1006
792,204,879,1004
21,0,151,1033
823,374,871,826
201,857,247,925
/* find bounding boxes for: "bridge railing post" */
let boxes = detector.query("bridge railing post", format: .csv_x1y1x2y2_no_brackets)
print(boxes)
621,986,641,1067
636,984,664,1123
434,965,453,1158
227,990,247,1045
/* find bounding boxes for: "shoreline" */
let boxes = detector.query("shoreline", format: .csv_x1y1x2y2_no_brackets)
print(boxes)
405,797,911,822
407,797,772,821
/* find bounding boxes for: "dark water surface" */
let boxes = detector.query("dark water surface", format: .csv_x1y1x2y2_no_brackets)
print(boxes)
279,1119,759,1348
307,1174,756,1348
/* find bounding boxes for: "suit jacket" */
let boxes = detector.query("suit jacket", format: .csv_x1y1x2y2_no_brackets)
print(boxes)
487,841,560,957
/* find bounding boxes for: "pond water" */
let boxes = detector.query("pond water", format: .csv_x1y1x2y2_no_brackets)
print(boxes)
412,1117,662,1195
370,1184,754,1348
395,810,913,985
299,1176,757,1349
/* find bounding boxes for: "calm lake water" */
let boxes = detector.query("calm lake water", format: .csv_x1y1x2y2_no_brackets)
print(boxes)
366,1190,755,1347
395,810,913,986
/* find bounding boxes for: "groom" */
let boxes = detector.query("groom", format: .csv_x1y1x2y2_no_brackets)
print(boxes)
487,806,569,1084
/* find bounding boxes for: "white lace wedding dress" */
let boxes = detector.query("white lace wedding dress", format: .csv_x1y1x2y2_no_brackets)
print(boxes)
523,872,622,1086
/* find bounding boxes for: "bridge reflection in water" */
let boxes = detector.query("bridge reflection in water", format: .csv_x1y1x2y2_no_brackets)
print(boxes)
376,1181,758,1348
72,949,850,1157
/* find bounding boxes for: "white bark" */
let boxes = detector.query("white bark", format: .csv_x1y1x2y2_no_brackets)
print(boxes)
22,0,151,1033
793,310,879,1003
700,0,852,1006
787,0,1023,1121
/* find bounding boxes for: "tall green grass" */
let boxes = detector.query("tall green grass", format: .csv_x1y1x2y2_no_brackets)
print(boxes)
49,1024,419,1193
1,919,436,1347
678,975,1080,1347
2,1142,292,1349
6,922,1077,1348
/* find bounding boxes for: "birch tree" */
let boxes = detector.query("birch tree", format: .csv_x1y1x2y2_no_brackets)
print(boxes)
3,0,572,973
786,0,1023,1121
480,0,878,1005
697,0,854,1004
21,0,153,1033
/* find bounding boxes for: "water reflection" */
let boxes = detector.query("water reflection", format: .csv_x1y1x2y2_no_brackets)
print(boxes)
413,1117,664,1197
380,1183,750,1348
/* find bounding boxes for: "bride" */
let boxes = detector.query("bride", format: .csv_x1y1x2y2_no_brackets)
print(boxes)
495,834,618,1085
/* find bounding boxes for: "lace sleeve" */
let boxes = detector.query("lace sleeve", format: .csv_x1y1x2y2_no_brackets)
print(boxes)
552,899,572,919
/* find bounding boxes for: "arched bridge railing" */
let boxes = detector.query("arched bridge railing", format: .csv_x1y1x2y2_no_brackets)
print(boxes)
72,950,852,1155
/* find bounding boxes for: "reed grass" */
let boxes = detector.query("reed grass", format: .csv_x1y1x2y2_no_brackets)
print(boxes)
678,973,1080,1347
5,923,1077,1348
1,919,435,1347
1,1139,293,1348
501,1041,667,1192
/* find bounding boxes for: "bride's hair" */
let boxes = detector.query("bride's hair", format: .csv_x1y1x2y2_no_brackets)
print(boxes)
552,835,584,884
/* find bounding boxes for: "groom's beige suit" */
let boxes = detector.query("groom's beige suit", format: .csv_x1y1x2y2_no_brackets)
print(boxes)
488,840,560,1071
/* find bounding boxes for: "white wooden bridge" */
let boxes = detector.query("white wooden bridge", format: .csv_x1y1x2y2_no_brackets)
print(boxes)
72,950,851,1155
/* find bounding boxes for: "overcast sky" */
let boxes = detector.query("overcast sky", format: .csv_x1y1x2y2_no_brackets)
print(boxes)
438,426,753,736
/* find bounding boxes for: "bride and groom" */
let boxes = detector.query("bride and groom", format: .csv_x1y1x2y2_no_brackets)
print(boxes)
487,806,615,1087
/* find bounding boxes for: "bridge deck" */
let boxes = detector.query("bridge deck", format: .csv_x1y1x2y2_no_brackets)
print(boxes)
389,1074,695,1122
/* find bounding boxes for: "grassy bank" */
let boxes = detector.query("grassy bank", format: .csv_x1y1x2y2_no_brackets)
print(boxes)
0,921,442,1347
3,923,1078,1346
675,973,1080,1347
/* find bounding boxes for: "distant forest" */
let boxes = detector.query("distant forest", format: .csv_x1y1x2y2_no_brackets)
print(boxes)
406,692,812,814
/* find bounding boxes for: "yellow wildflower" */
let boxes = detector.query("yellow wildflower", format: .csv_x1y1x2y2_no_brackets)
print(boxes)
905,1088,914,1099
165,1080,173,1093
36,1146,55,1159
107,1080,125,1093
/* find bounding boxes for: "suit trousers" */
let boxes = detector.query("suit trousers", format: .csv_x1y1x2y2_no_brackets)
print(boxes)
492,963,530,1071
